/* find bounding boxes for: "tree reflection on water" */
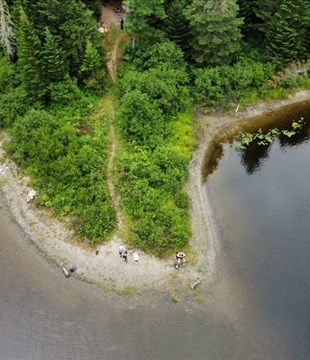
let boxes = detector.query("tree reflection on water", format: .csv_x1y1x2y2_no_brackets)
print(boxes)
238,114,310,174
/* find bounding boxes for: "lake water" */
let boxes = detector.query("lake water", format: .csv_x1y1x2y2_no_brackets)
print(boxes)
205,104,310,360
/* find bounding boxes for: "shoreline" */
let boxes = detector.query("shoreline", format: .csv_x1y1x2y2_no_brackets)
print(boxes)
0,89,309,296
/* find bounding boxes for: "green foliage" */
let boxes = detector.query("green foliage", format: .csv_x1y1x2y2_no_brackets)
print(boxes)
124,0,167,35
117,90,165,148
255,0,310,65
192,59,275,108
80,40,105,91
13,0,105,101
10,108,116,243
133,40,188,72
42,27,67,83
119,67,189,115
235,118,305,149
118,40,190,149
0,85,31,128
17,8,47,99
81,0,102,20
166,111,196,160
0,55,17,93
0,56,32,128
116,33,196,255
48,75,83,106
163,0,191,55
185,0,243,66
117,146,191,255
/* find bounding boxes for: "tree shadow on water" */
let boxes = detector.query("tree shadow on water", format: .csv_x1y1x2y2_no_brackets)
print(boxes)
238,141,271,175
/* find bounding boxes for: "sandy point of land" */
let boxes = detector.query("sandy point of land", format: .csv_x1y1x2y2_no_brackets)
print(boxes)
0,89,309,295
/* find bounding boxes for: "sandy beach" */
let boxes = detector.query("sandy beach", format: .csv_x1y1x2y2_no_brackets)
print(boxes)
0,89,309,295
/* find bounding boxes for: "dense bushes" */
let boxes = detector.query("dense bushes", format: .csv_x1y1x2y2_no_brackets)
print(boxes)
0,57,32,128
10,108,116,243
117,146,191,255
117,41,190,149
115,41,194,255
192,59,276,109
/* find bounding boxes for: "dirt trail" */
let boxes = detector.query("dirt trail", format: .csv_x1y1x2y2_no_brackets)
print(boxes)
100,2,127,81
100,94,125,233
99,3,129,232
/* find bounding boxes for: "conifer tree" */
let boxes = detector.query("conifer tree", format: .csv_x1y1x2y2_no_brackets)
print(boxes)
80,40,102,81
185,0,243,66
237,0,260,36
164,0,191,55
17,8,46,99
256,0,310,64
42,27,68,83
15,0,103,78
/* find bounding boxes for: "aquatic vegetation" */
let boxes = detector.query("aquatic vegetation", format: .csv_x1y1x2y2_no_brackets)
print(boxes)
235,118,304,149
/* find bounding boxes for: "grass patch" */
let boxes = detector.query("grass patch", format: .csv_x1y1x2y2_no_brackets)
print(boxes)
171,292,181,303
167,111,196,160
116,285,137,297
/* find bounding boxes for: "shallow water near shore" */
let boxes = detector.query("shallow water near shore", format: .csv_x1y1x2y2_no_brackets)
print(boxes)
205,103,310,359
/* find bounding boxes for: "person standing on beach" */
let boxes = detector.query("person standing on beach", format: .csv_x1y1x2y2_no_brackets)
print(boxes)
122,250,128,263
174,251,186,269
119,245,125,257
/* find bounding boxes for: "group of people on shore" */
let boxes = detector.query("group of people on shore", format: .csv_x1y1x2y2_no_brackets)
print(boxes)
63,247,200,289
117,245,186,269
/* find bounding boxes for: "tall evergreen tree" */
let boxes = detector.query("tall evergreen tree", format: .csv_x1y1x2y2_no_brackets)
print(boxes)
256,0,310,65
185,0,243,66
237,0,260,36
17,8,46,99
80,40,102,81
15,0,103,78
164,0,191,55
42,27,67,83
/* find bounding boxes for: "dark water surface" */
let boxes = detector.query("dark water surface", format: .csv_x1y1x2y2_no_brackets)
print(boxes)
206,104,310,360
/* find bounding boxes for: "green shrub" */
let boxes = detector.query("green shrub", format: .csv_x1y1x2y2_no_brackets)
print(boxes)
0,86,32,128
10,108,116,242
119,67,190,116
0,57,19,94
134,41,187,72
192,59,275,108
48,75,83,106
116,145,191,255
117,90,165,148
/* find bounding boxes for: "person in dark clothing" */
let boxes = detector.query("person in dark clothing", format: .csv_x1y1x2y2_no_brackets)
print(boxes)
122,250,128,263
69,265,77,273
120,18,124,30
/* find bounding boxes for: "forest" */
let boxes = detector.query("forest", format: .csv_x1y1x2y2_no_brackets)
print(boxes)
0,0,309,256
